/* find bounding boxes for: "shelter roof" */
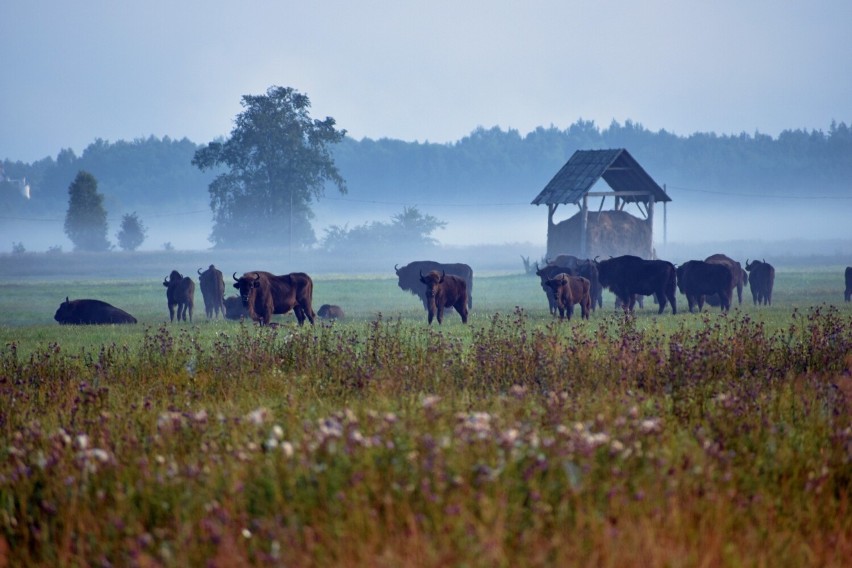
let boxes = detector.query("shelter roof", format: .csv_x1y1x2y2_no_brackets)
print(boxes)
531,149,671,205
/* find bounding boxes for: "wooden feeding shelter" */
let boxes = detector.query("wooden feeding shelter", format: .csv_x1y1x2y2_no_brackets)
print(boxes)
531,148,671,259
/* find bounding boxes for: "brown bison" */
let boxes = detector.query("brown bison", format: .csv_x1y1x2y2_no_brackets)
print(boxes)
163,270,195,322
676,260,736,312
704,254,748,306
223,295,250,320
396,261,473,310
845,267,851,302
595,255,677,314
317,304,345,320
54,297,137,325
535,263,571,315
745,259,775,306
546,255,602,309
233,271,315,326
419,270,469,324
544,273,591,320
197,265,226,319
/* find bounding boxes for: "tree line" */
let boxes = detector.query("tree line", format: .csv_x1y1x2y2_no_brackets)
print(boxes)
2,85,850,250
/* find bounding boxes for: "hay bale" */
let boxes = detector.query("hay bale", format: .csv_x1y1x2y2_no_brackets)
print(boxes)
548,210,652,259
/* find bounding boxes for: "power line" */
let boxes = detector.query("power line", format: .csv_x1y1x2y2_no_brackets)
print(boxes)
666,185,852,200
322,196,530,207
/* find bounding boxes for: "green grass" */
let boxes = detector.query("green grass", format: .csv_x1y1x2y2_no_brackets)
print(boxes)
0,268,850,566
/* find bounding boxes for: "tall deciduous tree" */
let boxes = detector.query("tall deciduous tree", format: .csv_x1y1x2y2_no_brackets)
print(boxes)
64,170,110,251
116,212,147,251
192,86,347,248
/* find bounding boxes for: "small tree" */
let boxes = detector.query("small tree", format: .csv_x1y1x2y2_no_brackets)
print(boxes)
116,212,147,251
64,171,110,251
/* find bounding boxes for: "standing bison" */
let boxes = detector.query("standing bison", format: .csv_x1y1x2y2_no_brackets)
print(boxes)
395,261,473,310
317,304,345,320
419,270,469,324
845,266,852,302
704,254,748,306
544,273,591,320
546,255,602,310
197,265,226,319
595,255,677,314
676,260,736,312
536,263,571,315
163,270,195,322
54,298,137,325
233,271,315,326
745,259,775,306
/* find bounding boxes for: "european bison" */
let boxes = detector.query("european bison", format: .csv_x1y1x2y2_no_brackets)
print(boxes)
233,271,315,326
546,255,602,309
163,270,195,322
223,295,250,320
535,263,571,315
704,254,748,306
54,297,137,325
595,255,677,314
396,261,473,310
745,259,775,306
845,267,851,302
544,273,591,320
676,260,736,312
317,304,345,320
419,270,469,324
197,265,226,319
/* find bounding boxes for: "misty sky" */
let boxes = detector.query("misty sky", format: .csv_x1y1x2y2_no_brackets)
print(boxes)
2,1,851,163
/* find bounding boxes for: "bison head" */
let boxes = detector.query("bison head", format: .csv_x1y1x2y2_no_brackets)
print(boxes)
54,297,72,323
419,270,445,302
545,273,569,292
233,272,262,307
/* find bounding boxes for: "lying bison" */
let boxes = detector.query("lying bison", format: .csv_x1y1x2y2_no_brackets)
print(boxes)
676,260,736,312
745,259,775,306
54,298,137,325
317,304,345,320
419,270,469,324
223,295,250,320
544,273,591,320
163,270,195,322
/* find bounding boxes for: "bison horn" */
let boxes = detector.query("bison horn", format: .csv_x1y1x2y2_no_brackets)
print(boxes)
394,263,400,273
419,270,424,279
745,259,751,268
65,296,69,303
253,272,260,280
233,272,239,281
198,268,203,275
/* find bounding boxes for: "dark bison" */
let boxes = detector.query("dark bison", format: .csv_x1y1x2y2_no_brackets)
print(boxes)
676,260,736,312
317,304,345,320
419,270,469,324
745,259,775,306
223,295,250,320
535,263,571,315
595,255,677,314
845,267,852,302
545,256,602,310
233,271,315,325
704,254,748,307
163,270,195,322
396,261,473,310
544,274,591,320
197,265,226,319
54,297,137,325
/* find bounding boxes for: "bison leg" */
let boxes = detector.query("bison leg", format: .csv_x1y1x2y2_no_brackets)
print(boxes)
455,300,469,324
168,302,175,322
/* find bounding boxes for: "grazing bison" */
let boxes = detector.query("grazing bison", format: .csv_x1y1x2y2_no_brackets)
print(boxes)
223,295,250,320
197,265,226,319
54,297,137,325
676,260,736,312
595,255,677,314
395,261,473,310
546,255,602,310
846,267,852,302
704,254,748,306
544,273,591,320
233,271,315,326
317,304,345,320
419,270,469,324
163,270,195,322
745,259,775,306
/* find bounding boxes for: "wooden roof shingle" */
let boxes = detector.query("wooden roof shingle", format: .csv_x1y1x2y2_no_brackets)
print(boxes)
531,149,671,205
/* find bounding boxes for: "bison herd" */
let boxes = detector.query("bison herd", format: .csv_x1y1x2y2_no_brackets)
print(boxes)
51,258,852,326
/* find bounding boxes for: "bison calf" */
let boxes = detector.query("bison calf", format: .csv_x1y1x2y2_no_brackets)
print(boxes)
223,295,250,320
54,298,137,325
419,270,469,324
317,304,345,320
544,273,591,320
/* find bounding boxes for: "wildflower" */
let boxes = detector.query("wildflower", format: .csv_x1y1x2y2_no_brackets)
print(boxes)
76,434,90,450
245,407,270,426
281,441,294,458
272,425,284,439
422,395,441,409
242,528,252,539
639,418,661,434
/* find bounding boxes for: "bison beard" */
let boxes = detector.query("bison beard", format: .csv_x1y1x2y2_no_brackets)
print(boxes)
595,255,677,314
233,271,315,326
419,270,469,325
676,260,736,312
545,274,591,320
54,297,137,325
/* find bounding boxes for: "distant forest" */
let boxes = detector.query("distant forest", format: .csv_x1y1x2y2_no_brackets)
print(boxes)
2,119,851,221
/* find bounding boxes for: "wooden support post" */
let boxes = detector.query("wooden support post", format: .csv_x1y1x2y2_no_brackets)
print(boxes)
647,196,655,258
580,195,589,257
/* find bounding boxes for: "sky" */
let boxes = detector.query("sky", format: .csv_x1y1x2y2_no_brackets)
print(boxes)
1,0,851,163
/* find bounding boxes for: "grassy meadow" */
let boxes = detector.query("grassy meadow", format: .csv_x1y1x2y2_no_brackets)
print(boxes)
1,266,851,566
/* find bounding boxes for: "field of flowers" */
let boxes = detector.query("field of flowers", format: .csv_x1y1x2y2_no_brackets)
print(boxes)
1,271,851,566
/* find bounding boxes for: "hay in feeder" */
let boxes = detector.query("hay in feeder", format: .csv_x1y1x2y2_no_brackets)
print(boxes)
548,210,652,259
